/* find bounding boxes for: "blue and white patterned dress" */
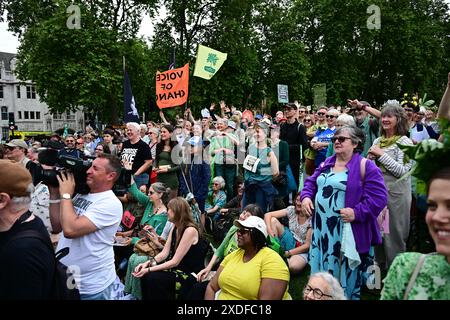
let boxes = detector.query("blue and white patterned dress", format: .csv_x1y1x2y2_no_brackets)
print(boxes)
309,169,373,300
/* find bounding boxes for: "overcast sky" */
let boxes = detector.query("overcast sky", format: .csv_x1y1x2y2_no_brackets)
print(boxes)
0,12,154,54
1,2,450,54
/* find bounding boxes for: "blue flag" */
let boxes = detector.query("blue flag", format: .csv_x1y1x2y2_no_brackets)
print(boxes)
124,69,139,123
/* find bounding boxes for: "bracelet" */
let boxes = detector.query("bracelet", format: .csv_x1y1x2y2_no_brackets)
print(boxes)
49,199,61,204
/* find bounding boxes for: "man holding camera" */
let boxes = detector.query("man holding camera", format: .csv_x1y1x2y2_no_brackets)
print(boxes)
49,153,123,300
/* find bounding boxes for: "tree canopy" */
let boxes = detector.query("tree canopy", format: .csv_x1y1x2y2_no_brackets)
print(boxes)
1,0,449,123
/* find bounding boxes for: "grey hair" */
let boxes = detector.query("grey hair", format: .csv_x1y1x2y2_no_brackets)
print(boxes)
10,183,34,212
380,104,410,137
126,122,141,133
150,182,171,206
309,272,347,300
335,125,365,153
336,114,355,126
212,176,226,189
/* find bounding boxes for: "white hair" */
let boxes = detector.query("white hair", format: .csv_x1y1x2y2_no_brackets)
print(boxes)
10,183,34,212
126,122,141,133
212,176,226,189
309,272,347,300
383,99,400,108
336,114,355,126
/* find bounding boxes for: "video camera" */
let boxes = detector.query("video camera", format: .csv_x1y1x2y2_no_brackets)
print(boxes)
33,153,132,196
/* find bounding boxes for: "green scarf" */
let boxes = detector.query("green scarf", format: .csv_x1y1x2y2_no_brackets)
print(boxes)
377,135,401,173
379,135,401,148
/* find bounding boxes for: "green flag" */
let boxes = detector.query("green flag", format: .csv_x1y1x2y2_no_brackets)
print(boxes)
193,44,227,80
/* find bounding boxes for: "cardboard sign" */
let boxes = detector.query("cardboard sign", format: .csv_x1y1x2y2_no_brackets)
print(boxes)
156,63,189,109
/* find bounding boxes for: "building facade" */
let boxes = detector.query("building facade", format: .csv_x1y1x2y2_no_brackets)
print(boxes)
0,52,85,141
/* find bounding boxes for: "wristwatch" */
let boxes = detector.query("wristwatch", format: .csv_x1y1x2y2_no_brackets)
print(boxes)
61,193,72,200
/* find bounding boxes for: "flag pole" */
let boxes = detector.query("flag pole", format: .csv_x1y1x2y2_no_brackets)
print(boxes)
123,56,126,71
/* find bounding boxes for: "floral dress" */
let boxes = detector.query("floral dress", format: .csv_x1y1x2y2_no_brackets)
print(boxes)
309,169,373,300
381,252,450,300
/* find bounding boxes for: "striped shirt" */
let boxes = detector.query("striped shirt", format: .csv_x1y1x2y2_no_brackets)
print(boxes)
373,135,414,178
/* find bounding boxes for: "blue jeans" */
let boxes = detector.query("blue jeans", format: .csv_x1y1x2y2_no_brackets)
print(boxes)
242,180,278,213
134,173,149,189
80,280,116,300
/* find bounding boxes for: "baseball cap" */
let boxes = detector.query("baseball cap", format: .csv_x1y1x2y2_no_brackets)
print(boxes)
284,103,297,110
6,139,28,150
261,118,271,126
0,160,32,197
255,114,263,120
227,120,237,130
201,108,210,118
234,216,268,238
255,121,269,134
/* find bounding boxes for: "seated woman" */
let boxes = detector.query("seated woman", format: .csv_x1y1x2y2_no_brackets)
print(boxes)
121,181,171,300
303,272,347,300
205,216,290,300
204,176,227,230
133,197,206,300
265,195,312,275
219,177,244,219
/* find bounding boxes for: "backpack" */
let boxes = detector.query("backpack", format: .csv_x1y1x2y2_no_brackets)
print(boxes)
9,230,80,300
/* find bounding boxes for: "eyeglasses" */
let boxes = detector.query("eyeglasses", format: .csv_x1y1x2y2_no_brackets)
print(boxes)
317,112,326,116
304,285,333,300
76,142,83,145
148,190,156,195
326,115,336,119
213,182,220,186
236,228,252,235
304,119,312,123
299,110,306,113
6,146,18,151
331,136,352,144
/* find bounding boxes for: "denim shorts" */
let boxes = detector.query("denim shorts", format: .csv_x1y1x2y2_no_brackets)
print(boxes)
280,226,308,263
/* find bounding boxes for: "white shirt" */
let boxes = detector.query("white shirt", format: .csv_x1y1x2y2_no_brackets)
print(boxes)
56,190,122,295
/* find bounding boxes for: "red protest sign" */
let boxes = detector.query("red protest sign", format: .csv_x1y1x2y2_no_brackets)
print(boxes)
156,63,189,109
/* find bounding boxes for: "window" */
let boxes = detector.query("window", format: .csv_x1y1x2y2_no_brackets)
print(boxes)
1,107,7,120
18,111,22,119
0,86,3,99
16,86,21,99
53,113,63,120
36,112,40,120
66,111,75,120
2,127,9,140
26,85,36,99
30,111,35,120
24,111,29,119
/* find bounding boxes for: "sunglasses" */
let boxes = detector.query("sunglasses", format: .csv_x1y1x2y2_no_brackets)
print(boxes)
76,142,83,145
148,190,156,195
6,146,18,151
237,228,252,235
299,110,306,113
404,108,413,112
326,115,336,119
304,119,312,122
331,136,352,143
317,112,326,116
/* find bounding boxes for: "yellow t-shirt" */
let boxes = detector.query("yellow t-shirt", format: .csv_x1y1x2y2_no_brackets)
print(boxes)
218,247,290,300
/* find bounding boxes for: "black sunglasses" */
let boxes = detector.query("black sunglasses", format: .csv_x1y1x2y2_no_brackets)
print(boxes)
331,136,352,143
304,119,312,122
237,228,252,235
317,112,326,116
326,115,336,119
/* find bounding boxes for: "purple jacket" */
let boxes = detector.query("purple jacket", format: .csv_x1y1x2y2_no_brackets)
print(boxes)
300,153,388,254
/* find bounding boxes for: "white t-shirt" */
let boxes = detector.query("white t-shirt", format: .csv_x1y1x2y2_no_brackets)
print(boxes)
56,190,123,295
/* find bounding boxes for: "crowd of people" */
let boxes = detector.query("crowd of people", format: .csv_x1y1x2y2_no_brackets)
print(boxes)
0,72,449,300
